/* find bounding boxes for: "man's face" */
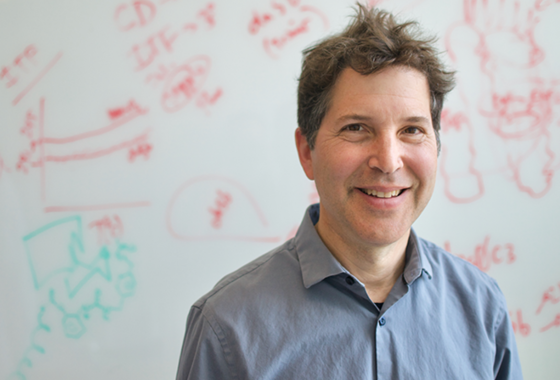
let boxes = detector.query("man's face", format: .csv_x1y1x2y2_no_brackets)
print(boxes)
296,66,438,249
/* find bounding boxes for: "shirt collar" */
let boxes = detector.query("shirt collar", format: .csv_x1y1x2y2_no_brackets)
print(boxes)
294,204,432,289
295,204,348,289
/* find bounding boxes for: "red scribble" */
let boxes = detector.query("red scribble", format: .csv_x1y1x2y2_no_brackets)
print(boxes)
45,202,151,213
0,66,18,88
88,215,124,245
540,313,560,332
444,236,516,272
439,109,485,203
535,285,560,315
249,11,274,34
44,106,147,145
271,1,287,15
114,0,157,32
128,142,153,162
299,5,329,29
534,0,560,11
145,63,174,86
12,51,62,106
196,87,222,109
161,55,211,113
166,176,281,242
37,132,150,164
183,23,198,32
197,2,215,28
510,309,531,337
263,17,311,58
249,0,329,59
20,109,37,139
107,99,148,120
0,45,37,89
208,190,232,229
443,0,560,200
129,26,178,71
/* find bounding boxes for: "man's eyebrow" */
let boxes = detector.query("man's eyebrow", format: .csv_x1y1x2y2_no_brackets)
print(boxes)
336,114,373,123
336,114,432,124
404,116,431,124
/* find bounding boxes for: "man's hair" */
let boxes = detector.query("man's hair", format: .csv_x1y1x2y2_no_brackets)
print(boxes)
297,4,455,152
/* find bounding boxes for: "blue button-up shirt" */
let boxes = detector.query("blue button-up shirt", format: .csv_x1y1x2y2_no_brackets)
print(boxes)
177,204,522,379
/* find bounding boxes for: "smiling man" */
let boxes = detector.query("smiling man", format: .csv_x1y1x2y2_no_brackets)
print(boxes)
176,5,522,380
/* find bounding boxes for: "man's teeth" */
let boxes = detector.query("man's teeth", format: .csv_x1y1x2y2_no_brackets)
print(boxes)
361,189,402,198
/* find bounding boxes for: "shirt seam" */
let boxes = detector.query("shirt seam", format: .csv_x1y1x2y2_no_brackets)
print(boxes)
195,305,238,380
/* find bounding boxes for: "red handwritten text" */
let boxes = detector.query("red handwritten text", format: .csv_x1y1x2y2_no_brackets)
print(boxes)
444,236,516,272
208,190,232,229
88,215,124,245
540,313,560,332
248,0,329,59
536,283,560,315
510,309,531,337
115,0,157,31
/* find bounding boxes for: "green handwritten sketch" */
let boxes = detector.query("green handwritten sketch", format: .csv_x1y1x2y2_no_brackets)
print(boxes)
10,216,137,380
22,216,83,290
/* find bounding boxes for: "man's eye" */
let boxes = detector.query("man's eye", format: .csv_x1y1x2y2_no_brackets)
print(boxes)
344,124,363,132
404,126,421,134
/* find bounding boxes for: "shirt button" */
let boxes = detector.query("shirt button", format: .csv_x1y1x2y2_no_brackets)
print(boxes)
379,317,386,326
345,276,355,285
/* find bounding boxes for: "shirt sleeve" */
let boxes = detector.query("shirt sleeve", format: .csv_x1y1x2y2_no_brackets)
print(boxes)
176,305,233,380
493,297,524,380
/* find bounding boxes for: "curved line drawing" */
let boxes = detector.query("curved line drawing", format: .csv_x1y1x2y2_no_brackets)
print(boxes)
166,175,281,242
160,55,211,113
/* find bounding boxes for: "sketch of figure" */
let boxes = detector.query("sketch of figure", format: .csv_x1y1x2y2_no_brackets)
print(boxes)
442,0,560,201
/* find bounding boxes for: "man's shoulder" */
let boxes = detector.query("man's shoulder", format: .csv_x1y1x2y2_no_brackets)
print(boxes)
417,236,506,307
192,238,301,314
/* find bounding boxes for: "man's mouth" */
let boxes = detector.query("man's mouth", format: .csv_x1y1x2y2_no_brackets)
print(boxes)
358,188,405,198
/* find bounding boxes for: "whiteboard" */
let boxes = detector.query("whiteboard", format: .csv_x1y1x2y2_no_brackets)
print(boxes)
1,0,559,379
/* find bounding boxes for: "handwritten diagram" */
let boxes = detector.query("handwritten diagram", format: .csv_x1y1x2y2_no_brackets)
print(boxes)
441,0,560,202
9,215,137,380
166,176,280,242
13,97,152,211
117,1,223,114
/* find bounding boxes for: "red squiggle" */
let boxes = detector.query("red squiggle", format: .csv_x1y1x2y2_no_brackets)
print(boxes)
510,309,532,337
443,1,560,200
44,109,148,145
161,55,211,113
34,132,150,164
540,313,560,332
13,52,63,106
166,176,281,243
439,109,485,203
536,285,560,315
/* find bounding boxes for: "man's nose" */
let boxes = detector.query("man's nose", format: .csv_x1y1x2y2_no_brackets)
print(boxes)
367,134,403,174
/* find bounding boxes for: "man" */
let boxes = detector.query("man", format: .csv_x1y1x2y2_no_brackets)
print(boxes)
176,5,522,379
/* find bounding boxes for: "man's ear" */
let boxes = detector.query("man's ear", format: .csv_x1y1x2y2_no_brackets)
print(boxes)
295,128,315,180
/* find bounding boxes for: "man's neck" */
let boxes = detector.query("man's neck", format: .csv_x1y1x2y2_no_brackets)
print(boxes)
314,220,409,303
